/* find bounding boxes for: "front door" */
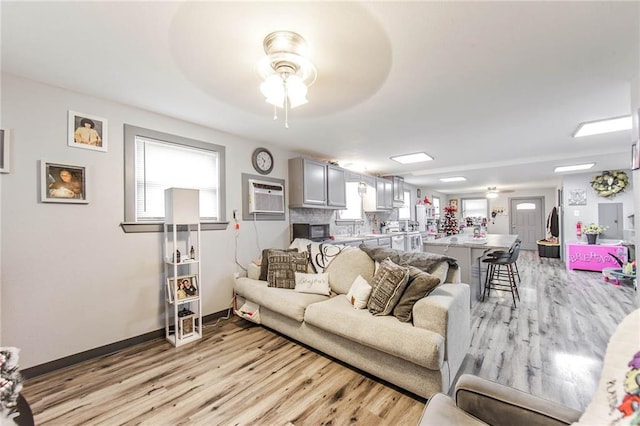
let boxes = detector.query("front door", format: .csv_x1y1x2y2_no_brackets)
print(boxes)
510,197,544,250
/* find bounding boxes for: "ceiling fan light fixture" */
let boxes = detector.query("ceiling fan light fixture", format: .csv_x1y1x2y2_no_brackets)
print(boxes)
486,187,499,199
573,115,632,137
257,31,317,128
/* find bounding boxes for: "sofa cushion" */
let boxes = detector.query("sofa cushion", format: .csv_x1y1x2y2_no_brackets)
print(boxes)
267,251,308,289
307,242,347,273
325,247,375,294
367,258,409,316
234,277,329,322
360,245,458,283
294,272,330,296
393,266,441,322
345,275,372,309
304,295,445,370
259,248,299,281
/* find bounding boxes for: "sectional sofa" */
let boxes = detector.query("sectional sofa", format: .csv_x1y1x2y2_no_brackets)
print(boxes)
233,243,471,398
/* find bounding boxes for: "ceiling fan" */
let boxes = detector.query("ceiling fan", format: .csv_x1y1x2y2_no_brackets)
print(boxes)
485,187,514,198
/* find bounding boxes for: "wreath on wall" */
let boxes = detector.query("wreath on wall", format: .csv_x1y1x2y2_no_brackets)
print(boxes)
590,170,630,198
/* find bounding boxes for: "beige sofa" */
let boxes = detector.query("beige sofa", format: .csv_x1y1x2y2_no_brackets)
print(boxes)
233,245,471,398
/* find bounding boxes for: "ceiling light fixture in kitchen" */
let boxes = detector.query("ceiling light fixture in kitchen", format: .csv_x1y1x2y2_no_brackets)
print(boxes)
439,176,466,182
390,152,433,164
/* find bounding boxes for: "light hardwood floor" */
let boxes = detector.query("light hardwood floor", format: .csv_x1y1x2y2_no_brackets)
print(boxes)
22,251,637,425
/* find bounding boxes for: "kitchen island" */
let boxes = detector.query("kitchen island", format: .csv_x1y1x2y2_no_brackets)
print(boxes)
423,234,519,305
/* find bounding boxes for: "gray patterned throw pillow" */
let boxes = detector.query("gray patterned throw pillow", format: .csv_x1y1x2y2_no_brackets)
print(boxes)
267,251,309,289
367,257,409,316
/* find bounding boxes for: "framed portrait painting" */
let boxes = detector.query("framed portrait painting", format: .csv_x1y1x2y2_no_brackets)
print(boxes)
449,199,459,210
68,110,108,152
40,161,88,204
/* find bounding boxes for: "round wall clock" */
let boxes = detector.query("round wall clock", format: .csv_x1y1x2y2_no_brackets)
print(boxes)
252,147,274,175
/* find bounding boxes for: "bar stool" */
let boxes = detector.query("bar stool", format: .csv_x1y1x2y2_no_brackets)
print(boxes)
484,239,522,283
482,241,521,307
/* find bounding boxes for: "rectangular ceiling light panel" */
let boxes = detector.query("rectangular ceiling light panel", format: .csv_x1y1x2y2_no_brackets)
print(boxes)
390,152,433,164
554,163,595,172
439,176,467,182
573,116,631,138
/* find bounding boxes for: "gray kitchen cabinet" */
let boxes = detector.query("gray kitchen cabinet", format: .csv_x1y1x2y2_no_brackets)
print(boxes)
377,236,391,248
391,176,404,205
288,157,346,209
327,165,347,208
364,176,392,212
377,177,393,210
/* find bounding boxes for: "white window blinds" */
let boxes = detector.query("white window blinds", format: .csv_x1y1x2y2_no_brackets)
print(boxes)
135,136,219,221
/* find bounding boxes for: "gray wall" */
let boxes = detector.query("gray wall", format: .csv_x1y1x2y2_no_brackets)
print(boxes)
0,74,294,368
562,171,634,243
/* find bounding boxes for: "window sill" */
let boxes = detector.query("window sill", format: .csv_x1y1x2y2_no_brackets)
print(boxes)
120,221,229,233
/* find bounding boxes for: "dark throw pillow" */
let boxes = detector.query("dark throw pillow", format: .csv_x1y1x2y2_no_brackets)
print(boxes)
367,257,409,316
393,266,441,322
259,248,299,281
267,251,309,289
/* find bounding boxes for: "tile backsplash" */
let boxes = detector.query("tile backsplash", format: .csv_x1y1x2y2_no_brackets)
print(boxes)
289,208,395,241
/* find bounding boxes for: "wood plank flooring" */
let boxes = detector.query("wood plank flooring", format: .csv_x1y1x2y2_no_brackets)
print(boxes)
22,250,637,425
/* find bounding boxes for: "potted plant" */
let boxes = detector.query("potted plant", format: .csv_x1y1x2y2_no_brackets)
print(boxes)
583,223,605,244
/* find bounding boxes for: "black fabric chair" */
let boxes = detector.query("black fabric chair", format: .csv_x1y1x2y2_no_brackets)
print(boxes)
482,241,521,307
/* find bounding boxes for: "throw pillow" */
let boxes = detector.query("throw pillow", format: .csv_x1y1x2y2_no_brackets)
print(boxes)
345,275,373,309
325,247,375,294
294,272,330,296
393,266,441,322
259,248,299,281
359,245,458,276
367,257,409,316
267,252,308,289
307,242,346,273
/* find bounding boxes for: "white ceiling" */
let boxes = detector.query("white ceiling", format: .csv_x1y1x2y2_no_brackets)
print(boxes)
2,1,639,194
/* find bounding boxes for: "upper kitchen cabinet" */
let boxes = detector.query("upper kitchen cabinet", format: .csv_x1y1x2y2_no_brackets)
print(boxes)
288,158,346,209
363,176,393,211
384,175,405,206
326,164,347,208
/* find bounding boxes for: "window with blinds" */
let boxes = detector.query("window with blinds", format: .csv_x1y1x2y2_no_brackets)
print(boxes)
123,124,226,232
461,198,488,219
135,137,219,221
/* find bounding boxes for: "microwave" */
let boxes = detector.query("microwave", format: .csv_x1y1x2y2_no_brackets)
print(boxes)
292,223,330,242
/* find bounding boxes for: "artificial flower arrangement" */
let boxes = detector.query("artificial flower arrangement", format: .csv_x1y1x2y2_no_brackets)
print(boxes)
0,347,23,418
590,170,630,197
583,223,606,234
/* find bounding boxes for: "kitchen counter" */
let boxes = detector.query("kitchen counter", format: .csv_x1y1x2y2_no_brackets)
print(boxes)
423,234,519,306
423,234,518,249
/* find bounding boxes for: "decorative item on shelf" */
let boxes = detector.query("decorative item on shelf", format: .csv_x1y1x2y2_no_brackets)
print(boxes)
257,31,317,129
176,249,181,264
190,245,196,260
0,347,23,420
583,223,606,245
590,170,630,198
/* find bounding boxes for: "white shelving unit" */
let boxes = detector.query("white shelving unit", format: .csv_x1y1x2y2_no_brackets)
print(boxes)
164,188,202,347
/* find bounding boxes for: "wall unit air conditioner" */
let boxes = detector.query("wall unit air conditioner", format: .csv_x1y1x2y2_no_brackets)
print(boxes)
248,179,285,214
